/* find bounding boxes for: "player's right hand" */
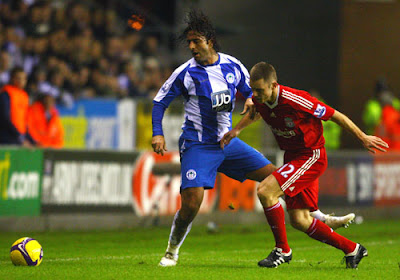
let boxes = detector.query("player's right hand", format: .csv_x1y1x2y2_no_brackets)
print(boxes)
152,135,167,156
220,129,240,149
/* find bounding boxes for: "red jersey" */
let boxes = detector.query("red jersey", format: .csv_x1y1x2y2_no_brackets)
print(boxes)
253,85,335,151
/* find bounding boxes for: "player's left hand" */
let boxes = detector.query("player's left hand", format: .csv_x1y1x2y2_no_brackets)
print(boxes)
241,98,256,119
220,128,240,149
361,135,389,153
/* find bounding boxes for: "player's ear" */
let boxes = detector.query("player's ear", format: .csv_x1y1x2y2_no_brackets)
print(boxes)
207,39,214,49
271,81,278,89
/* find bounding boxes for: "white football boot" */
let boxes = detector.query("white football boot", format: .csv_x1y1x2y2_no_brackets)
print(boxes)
324,213,356,230
159,252,178,267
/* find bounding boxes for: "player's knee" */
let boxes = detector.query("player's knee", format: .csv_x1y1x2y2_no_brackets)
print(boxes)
179,191,203,222
181,197,201,214
257,176,282,201
256,182,269,201
257,182,277,206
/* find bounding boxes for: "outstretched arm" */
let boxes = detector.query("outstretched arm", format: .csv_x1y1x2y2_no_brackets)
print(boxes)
220,112,261,149
330,110,389,153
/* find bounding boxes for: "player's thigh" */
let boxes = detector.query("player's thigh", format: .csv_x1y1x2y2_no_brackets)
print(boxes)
180,140,224,190
273,149,326,197
218,137,272,182
246,163,276,182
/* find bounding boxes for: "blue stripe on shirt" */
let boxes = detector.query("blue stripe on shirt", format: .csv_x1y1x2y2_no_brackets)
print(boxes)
188,67,218,143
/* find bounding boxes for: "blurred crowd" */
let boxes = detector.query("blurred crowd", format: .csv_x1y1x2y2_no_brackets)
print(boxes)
363,79,400,151
0,0,174,107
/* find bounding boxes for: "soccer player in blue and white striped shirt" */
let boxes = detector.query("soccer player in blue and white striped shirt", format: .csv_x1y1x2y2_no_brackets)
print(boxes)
152,10,275,267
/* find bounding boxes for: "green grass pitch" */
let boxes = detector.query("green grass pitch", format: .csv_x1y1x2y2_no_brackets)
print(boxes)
0,219,399,280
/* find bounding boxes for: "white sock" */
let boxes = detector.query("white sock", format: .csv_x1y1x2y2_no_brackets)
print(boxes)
166,210,193,255
310,209,326,222
345,243,360,256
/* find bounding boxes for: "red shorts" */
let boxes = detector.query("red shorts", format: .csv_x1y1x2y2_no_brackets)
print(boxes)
272,148,327,211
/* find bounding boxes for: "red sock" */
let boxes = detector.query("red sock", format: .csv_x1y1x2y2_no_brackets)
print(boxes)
263,202,291,253
306,218,357,254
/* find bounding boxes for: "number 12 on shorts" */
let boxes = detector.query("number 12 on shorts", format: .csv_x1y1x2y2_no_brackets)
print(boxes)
277,163,295,178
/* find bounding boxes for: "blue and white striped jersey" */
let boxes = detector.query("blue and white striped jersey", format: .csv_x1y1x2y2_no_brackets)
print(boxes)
153,53,253,143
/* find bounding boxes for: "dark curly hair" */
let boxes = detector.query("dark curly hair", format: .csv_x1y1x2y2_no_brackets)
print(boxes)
178,9,220,52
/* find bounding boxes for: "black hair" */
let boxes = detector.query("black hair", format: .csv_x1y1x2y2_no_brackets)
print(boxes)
178,9,220,52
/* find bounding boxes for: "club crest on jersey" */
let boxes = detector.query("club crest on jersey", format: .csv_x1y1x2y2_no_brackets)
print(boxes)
186,169,197,180
225,73,235,84
161,82,170,93
270,112,276,118
284,117,295,128
314,104,326,118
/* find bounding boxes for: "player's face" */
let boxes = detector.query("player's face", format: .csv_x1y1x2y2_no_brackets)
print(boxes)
186,31,215,65
250,78,275,103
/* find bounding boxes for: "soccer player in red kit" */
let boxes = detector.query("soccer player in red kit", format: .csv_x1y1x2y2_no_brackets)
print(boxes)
221,62,388,269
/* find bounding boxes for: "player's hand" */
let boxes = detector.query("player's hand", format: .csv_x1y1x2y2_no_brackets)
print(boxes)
152,135,167,156
220,129,240,149
241,98,256,119
361,135,389,154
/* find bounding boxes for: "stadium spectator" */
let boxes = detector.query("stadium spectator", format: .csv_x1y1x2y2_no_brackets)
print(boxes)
26,65,47,96
2,25,24,67
27,82,64,148
23,1,53,37
140,56,163,99
0,66,31,146
0,0,29,27
221,62,388,269
363,78,400,135
117,61,143,98
0,50,11,86
374,89,400,151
